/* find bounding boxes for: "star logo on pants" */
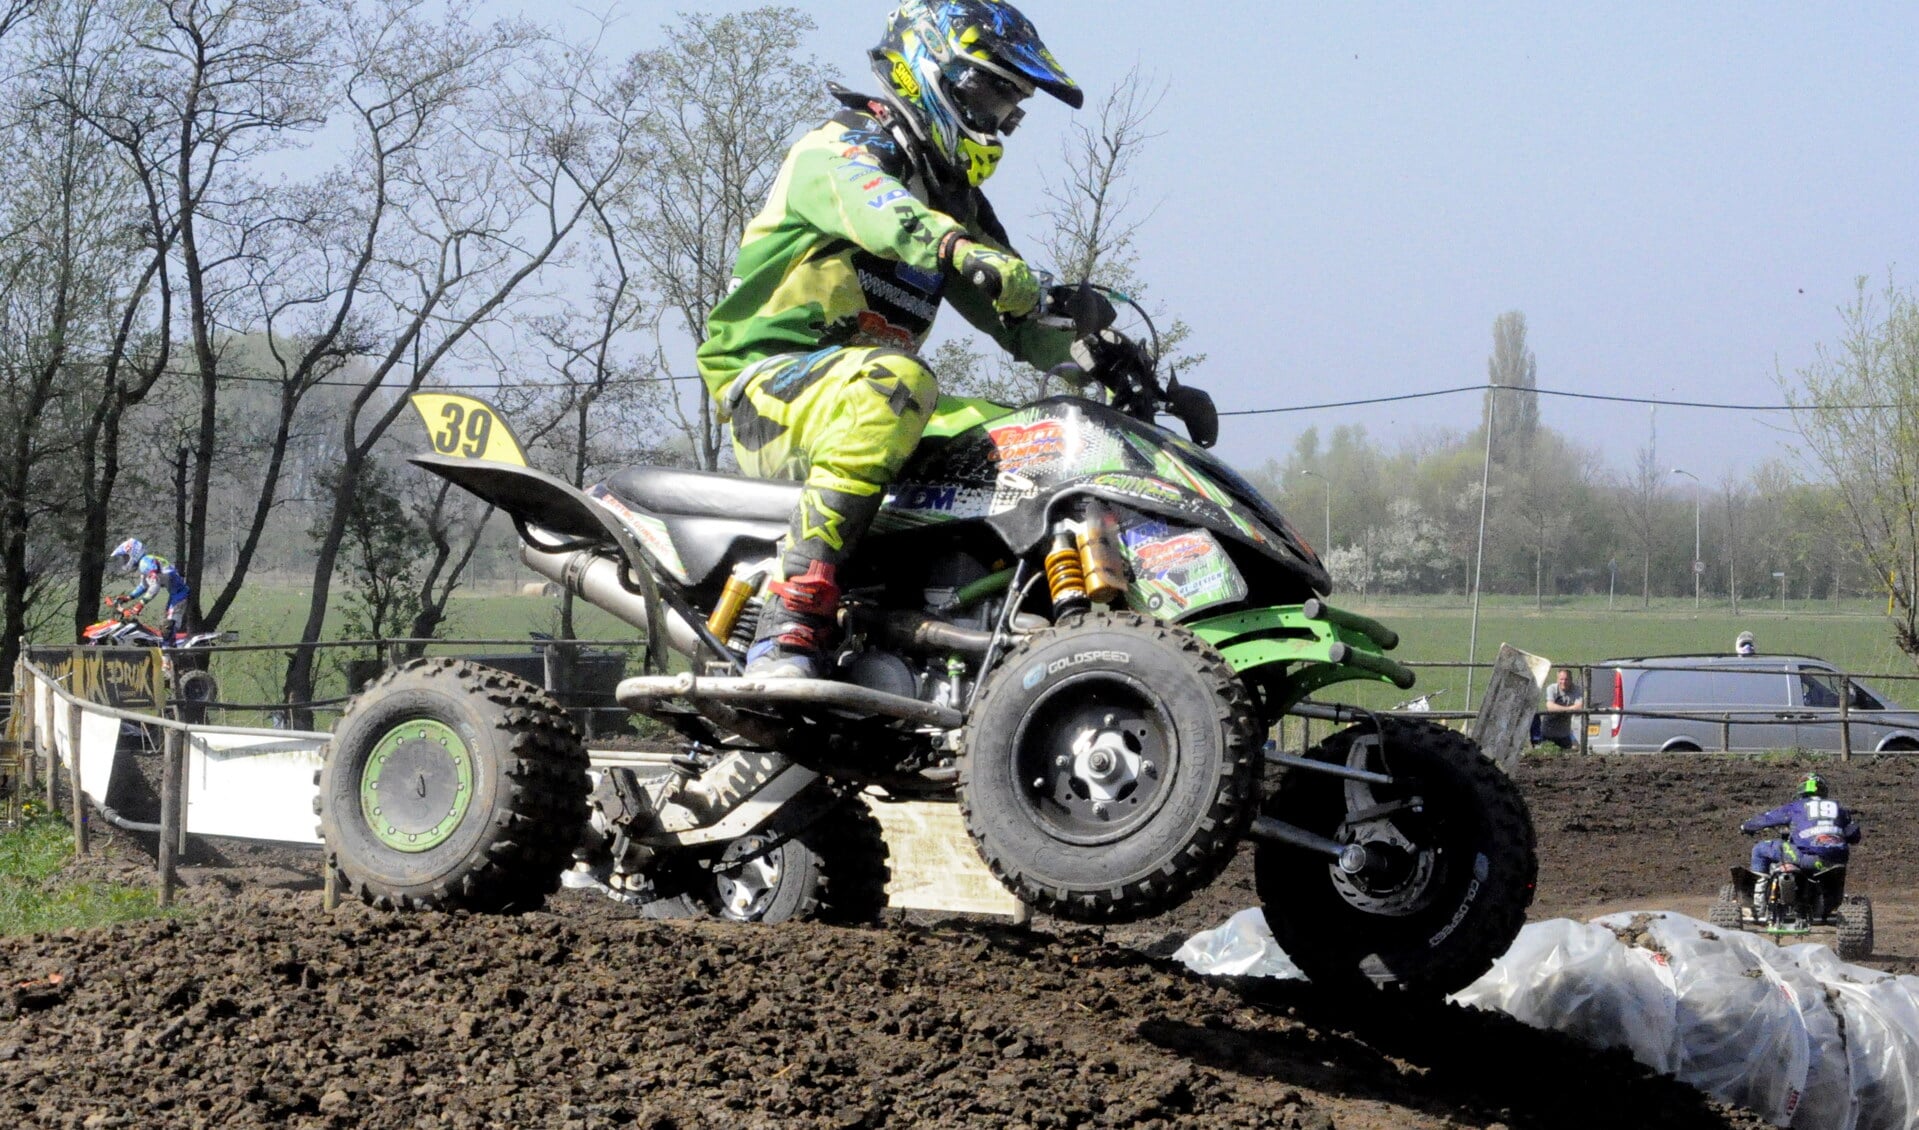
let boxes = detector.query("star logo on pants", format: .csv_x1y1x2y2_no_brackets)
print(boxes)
798,490,846,552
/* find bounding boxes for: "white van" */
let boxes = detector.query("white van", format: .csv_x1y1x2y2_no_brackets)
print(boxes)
1589,655,1919,754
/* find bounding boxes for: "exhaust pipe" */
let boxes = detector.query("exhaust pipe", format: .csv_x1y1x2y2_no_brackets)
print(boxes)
521,545,702,657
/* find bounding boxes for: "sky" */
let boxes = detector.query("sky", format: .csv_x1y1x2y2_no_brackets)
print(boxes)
543,2,1919,482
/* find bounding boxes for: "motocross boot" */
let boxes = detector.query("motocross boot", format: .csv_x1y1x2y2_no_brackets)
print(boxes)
744,485,884,679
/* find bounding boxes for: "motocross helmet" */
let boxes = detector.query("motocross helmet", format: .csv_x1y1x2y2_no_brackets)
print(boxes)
136,554,161,576
1802,774,1828,798
870,0,1082,188
110,538,144,572
1735,630,1756,656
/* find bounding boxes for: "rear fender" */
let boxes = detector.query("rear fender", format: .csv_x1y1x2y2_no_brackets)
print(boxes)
1189,602,1414,715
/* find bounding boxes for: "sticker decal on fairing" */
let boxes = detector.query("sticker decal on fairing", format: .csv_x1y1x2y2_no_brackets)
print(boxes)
1119,517,1247,620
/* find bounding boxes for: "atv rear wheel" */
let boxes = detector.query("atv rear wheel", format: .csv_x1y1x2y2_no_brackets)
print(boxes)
1835,895,1874,961
1707,882,1744,932
647,793,891,925
1256,718,1537,997
961,611,1260,923
316,658,588,912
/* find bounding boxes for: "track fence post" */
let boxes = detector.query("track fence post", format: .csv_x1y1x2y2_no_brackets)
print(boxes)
17,660,34,795
158,727,180,908
41,672,56,815
65,699,87,855
1839,676,1853,762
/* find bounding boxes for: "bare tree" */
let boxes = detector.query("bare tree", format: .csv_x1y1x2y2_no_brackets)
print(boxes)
1621,428,1664,609
279,3,650,715
1787,275,1919,659
0,0,151,678
953,66,1199,405
619,7,832,470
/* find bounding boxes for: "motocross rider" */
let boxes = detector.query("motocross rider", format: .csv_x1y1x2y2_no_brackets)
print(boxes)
696,0,1094,678
109,538,192,646
1741,773,1862,882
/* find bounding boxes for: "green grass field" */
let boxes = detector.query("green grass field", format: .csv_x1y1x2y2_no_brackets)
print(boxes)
41,586,1919,722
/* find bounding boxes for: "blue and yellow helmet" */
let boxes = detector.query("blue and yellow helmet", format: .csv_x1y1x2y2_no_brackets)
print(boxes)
870,0,1081,188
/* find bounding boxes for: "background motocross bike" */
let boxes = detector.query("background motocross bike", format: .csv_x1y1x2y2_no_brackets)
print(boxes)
82,595,228,710
1710,829,1873,960
316,284,1538,997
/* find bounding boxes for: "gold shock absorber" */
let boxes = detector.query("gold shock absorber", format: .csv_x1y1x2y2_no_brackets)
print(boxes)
706,572,759,640
1076,501,1127,605
1044,530,1090,617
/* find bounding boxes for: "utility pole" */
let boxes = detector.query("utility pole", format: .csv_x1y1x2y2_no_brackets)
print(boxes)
1672,467,1701,610
1296,469,1330,554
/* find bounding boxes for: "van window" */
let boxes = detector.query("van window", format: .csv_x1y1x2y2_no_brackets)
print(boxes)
1799,672,1841,708
1631,669,1713,706
1712,670,1792,707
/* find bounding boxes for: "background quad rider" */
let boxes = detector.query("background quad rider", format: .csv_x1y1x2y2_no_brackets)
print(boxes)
1741,772,1862,922
108,537,192,646
697,0,1141,678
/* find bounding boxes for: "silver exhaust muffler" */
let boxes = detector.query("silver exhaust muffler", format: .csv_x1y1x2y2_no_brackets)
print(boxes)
521,544,702,657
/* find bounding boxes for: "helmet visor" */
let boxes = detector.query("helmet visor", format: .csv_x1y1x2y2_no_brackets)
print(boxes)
944,62,1029,135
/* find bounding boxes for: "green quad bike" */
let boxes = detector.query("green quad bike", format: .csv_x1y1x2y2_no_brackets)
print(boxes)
316,285,1536,996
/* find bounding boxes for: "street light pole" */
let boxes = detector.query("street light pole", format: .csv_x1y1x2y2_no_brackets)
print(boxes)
1673,467,1701,610
1298,469,1330,553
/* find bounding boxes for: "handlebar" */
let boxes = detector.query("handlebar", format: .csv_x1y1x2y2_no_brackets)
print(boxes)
1017,281,1219,448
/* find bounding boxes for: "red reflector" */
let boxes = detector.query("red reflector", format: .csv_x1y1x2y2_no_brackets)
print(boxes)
1610,670,1624,737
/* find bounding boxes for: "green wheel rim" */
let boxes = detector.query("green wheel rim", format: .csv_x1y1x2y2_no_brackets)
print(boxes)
359,719,476,853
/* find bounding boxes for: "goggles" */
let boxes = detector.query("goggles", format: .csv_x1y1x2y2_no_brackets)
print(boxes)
944,62,1031,135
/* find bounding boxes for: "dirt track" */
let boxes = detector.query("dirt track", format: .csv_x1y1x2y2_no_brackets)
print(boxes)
9,752,1913,1129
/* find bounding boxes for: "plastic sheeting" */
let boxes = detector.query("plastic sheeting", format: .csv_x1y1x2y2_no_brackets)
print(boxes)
1178,909,1919,1129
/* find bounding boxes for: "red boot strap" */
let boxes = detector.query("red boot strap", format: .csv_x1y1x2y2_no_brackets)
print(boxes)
770,561,841,617
768,621,831,653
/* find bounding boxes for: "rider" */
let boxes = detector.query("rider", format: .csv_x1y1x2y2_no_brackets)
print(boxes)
109,538,192,646
695,0,1091,678
1741,773,1862,904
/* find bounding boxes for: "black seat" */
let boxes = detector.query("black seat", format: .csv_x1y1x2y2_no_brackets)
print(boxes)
600,467,800,584
603,466,802,522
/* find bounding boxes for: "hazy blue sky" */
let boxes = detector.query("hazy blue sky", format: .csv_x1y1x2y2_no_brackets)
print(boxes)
563,2,1919,481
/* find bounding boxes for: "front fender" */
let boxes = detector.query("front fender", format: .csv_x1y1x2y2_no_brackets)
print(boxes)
1189,601,1414,714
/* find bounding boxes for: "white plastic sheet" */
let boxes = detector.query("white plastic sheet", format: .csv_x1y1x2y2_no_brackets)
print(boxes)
1180,909,1919,1128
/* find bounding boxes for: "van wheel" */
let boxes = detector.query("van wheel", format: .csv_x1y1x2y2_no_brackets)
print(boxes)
1663,741,1702,753
1881,738,1919,752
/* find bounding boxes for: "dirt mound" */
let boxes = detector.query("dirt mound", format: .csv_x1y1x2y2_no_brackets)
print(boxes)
11,751,1905,1129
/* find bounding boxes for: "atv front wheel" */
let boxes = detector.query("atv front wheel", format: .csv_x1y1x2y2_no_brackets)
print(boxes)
1835,895,1874,961
961,611,1260,923
316,658,588,912
1256,718,1536,997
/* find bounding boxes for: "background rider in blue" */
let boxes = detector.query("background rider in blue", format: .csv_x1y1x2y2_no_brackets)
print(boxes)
110,537,192,645
1741,773,1862,881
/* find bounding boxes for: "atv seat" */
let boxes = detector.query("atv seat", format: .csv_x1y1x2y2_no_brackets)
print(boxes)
600,467,801,584
602,467,802,522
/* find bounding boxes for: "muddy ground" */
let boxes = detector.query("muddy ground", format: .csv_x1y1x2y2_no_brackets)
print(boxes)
8,752,1916,1128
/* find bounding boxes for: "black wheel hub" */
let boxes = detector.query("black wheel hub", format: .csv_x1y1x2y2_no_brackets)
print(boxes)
1011,676,1174,845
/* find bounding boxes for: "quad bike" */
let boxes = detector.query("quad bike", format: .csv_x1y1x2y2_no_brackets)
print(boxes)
82,596,230,709
315,284,1538,996
1709,830,1873,961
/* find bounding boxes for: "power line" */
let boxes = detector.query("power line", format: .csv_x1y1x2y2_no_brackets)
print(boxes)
1218,383,1887,417
11,353,1897,412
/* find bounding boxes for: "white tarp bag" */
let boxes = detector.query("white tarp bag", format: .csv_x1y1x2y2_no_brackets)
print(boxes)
1452,916,1680,1076
1179,909,1918,1128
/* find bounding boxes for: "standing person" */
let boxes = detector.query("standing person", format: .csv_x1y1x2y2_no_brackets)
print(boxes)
109,538,192,646
1530,668,1584,749
696,0,1101,678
